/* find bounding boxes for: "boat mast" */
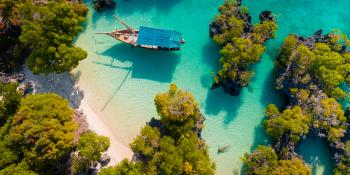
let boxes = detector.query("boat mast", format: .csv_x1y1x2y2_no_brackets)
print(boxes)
113,16,137,35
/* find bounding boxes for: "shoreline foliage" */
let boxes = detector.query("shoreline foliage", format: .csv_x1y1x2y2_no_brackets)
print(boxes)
0,85,110,174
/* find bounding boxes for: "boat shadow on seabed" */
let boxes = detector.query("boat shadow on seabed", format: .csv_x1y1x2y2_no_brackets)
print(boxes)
97,43,180,83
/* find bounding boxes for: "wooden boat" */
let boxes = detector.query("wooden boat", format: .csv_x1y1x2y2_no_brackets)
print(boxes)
97,16,185,51
218,145,231,153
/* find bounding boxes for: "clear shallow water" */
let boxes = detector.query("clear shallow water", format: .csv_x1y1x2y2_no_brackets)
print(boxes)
74,0,350,174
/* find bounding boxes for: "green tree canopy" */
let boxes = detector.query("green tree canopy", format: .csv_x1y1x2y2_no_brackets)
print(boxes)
0,0,88,74
277,33,350,99
154,83,202,138
275,31,350,174
243,145,278,175
77,131,110,161
0,83,21,126
130,125,161,158
18,0,88,74
0,162,37,175
264,105,310,143
274,157,311,175
0,140,18,169
244,145,311,175
6,93,76,165
129,131,215,175
99,159,142,175
253,21,278,44
312,97,346,142
101,84,215,175
336,140,350,174
345,140,350,156
210,0,277,93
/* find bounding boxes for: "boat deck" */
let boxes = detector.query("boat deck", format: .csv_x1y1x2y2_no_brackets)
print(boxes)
117,34,138,45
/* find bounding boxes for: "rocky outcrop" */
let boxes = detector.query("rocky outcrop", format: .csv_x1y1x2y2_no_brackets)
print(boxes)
0,72,34,95
259,10,274,22
209,22,222,38
73,110,89,143
0,72,24,83
211,79,242,96
297,30,329,48
345,107,350,118
93,0,116,11
274,133,298,159
99,153,111,167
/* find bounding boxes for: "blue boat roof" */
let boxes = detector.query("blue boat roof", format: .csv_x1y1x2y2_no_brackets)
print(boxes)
136,26,182,49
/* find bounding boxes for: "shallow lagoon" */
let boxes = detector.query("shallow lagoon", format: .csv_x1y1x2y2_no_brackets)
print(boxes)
75,0,350,174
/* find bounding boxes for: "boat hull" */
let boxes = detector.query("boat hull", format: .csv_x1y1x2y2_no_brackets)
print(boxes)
104,29,182,51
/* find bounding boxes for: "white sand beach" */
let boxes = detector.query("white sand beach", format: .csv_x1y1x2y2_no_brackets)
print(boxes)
79,99,132,165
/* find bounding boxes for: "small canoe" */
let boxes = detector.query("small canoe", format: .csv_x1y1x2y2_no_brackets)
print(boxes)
218,145,231,153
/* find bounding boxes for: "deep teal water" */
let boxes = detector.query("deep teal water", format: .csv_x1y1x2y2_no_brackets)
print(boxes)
75,0,350,174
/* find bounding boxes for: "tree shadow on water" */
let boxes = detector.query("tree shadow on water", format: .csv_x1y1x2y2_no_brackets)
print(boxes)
199,42,220,89
259,61,285,109
205,88,243,125
99,44,180,82
296,137,334,175
201,41,221,71
201,40,242,125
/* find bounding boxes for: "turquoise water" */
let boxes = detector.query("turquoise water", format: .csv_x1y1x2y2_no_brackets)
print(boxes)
74,0,350,174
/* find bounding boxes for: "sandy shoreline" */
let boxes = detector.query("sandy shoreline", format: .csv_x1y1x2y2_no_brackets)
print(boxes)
23,68,132,166
79,99,132,165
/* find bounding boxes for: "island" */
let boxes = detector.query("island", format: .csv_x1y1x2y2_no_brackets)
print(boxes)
244,30,350,174
209,0,278,95
99,84,216,174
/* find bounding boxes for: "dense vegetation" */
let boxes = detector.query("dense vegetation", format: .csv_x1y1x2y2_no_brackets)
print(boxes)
99,84,215,175
0,0,88,74
336,139,350,174
0,85,110,174
209,0,278,95
243,145,311,175
249,31,350,174
264,105,310,144
275,31,349,143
